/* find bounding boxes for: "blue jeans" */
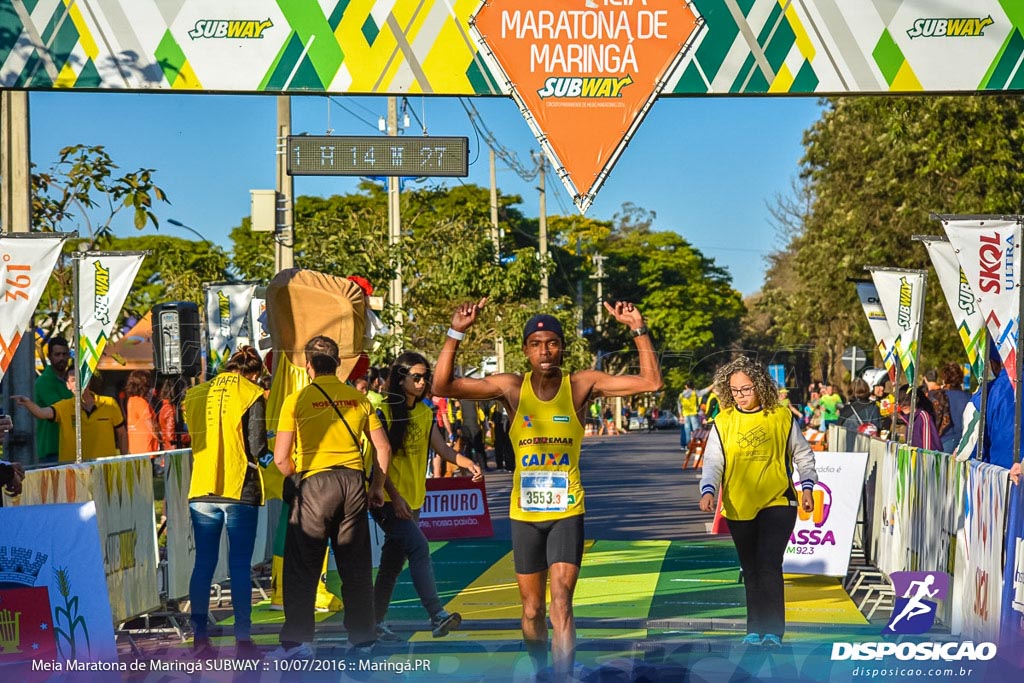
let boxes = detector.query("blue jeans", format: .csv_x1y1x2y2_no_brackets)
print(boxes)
189,501,259,640
681,415,700,447
371,504,443,623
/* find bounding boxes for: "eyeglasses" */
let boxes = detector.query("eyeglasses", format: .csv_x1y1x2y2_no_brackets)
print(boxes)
408,372,431,383
729,385,755,396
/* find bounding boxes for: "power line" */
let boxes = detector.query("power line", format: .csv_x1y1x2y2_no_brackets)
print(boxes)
327,96,379,132
459,98,538,182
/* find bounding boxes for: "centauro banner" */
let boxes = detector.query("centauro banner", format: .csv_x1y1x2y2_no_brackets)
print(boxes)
919,236,987,382
76,252,145,389
204,282,256,375
868,267,927,385
941,217,1022,390
854,280,898,378
0,235,66,383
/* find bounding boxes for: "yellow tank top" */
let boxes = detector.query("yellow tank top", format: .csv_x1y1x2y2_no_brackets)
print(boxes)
713,406,798,521
509,372,585,522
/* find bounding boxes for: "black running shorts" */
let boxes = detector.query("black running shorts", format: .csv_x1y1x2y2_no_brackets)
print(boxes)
510,515,585,574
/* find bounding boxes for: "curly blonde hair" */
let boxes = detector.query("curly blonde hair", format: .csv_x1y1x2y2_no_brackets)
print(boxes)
713,356,779,413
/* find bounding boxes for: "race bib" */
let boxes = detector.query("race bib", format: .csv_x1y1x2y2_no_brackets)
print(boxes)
520,472,569,512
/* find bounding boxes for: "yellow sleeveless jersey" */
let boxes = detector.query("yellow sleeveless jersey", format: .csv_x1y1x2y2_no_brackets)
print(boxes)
713,406,798,520
509,372,585,522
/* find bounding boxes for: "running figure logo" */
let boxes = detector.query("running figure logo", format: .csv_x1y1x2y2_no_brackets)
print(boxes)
885,572,949,634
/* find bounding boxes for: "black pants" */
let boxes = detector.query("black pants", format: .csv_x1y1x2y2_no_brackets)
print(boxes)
494,423,514,471
281,468,375,646
727,504,797,637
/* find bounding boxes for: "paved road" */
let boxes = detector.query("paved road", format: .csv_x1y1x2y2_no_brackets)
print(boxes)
481,428,711,542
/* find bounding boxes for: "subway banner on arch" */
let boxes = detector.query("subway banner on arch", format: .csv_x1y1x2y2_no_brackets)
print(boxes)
868,267,927,386
854,280,898,379
0,235,66,382
205,282,256,374
77,253,146,388
941,217,1022,390
919,235,987,381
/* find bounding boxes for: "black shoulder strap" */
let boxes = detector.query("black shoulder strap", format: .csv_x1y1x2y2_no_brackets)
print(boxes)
310,382,370,480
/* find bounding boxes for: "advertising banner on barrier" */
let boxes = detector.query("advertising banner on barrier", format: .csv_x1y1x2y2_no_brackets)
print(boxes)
0,235,67,381
1001,481,1024,667
11,457,160,624
957,460,1009,641
419,477,493,541
76,252,146,388
920,236,987,381
782,451,867,576
877,441,909,576
0,502,117,669
868,268,927,386
854,280,899,378
205,282,256,374
941,217,1022,390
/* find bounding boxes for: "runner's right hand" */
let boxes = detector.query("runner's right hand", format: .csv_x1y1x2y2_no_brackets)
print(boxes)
451,298,487,333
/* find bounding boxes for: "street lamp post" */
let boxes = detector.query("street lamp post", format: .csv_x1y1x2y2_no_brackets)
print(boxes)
167,218,214,246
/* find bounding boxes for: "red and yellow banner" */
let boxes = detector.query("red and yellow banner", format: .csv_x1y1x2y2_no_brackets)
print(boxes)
0,236,66,381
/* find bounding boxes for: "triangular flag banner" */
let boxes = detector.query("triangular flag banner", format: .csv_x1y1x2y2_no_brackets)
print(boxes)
920,236,986,382
0,236,66,383
854,280,898,379
78,253,145,388
942,218,1022,391
472,0,701,212
869,268,926,386
206,283,256,374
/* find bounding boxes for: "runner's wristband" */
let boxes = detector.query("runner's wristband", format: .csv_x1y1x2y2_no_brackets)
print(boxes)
447,327,466,341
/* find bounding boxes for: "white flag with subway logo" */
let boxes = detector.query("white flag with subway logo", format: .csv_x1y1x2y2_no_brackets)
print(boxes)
205,282,256,374
77,252,146,387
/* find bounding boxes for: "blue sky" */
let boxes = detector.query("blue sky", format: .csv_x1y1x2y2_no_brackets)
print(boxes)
29,92,821,296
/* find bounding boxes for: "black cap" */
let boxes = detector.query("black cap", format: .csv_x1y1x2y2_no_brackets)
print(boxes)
522,314,564,344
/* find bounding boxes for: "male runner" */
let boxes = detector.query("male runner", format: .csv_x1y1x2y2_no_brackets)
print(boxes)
432,298,662,680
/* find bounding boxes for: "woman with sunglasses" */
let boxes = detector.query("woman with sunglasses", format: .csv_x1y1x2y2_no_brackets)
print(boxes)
698,356,817,649
371,352,483,640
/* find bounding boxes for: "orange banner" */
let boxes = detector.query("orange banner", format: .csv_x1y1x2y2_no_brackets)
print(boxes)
474,0,700,211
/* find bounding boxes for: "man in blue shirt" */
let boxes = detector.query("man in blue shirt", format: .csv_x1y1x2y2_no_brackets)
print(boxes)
972,353,1022,469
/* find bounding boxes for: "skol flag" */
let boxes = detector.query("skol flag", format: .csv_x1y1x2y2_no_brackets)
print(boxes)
854,280,899,379
920,235,987,382
77,252,145,388
205,283,256,373
941,217,1022,390
0,236,66,382
869,268,927,386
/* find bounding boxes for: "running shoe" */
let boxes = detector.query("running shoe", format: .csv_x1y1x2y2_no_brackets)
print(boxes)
430,610,462,638
191,637,216,658
267,643,314,660
235,640,262,659
741,633,762,645
761,634,782,649
375,623,401,641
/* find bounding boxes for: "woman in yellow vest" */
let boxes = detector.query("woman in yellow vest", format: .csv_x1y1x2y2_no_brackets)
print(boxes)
698,356,817,649
183,346,268,657
372,352,482,640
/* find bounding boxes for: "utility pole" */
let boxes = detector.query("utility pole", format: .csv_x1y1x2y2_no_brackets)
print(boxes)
576,235,584,336
387,97,404,348
537,155,548,305
489,149,505,372
1,90,36,464
275,96,294,272
591,253,605,331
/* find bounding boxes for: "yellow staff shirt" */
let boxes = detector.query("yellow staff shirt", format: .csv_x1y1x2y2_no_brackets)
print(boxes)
379,401,434,509
51,395,125,463
278,375,380,477
509,372,585,522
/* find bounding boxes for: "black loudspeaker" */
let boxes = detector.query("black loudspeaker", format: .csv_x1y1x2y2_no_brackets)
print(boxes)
152,301,202,378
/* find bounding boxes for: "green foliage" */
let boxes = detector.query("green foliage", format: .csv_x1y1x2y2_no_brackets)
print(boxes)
754,95,1024,383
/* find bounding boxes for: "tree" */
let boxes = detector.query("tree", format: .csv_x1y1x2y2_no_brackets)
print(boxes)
754,95,1024,385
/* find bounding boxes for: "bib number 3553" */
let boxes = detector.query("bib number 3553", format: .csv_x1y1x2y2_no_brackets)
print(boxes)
520,472,569,512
